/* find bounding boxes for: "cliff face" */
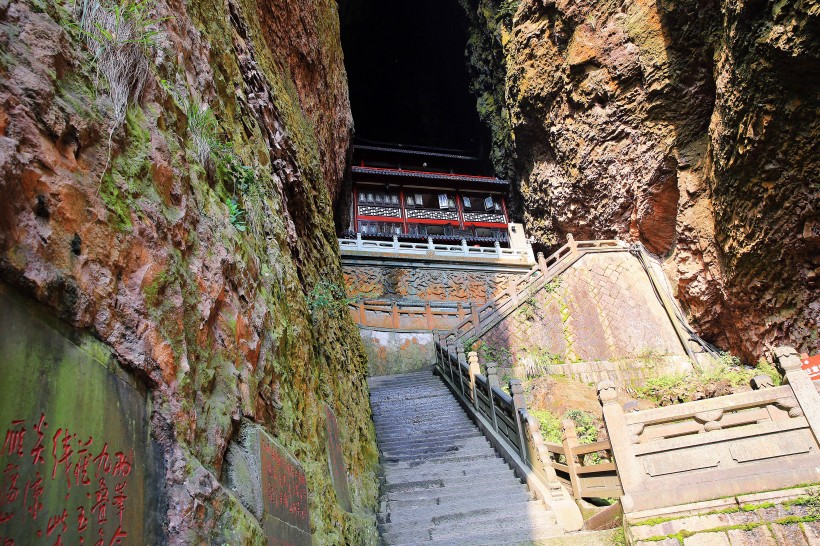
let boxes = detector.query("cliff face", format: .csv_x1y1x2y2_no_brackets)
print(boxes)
461,0,819,359
0,0,375,543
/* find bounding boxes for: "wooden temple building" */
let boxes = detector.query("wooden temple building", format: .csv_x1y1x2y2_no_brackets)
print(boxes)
342,142,519,247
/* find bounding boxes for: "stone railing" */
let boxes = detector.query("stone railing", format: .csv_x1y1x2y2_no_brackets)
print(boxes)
433,340,584,531
600,346,820,514
439,236,628,346
339,233,536,264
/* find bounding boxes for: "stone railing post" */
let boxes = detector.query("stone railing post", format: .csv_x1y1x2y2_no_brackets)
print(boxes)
392,235,399,251
457,343,468,396
598,380,641,502
446,339,456,380
427,236,435,251
510,379,528,459
776,346,820,443
432,329,440,367
486,362,500,430
561,420,582,499
567,233,577,253
471,302,480,336
537,252,548,278
486,361,500,389
468,351,480,409
751,375,774,390
355,231,363,250
461,238,469,255
494,240,501,258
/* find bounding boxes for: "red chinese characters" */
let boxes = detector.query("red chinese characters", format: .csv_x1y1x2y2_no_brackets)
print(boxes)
0,414,135,546
259,437,310,532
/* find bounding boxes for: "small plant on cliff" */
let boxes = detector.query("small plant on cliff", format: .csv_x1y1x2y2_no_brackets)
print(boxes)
161,80,219,166
74,0,162,174
226,198,246,232
308,281,351,321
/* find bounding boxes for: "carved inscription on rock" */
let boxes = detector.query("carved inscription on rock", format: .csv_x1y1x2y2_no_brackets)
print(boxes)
258,432,310,546
0,284,156,545
323,404,352,512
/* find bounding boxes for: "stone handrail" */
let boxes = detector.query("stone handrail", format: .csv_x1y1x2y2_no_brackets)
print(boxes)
439,236,628,347
339,233,536,264
599,346,820,514
432,339,584,531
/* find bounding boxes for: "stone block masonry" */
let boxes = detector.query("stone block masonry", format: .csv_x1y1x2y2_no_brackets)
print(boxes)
476,251,688,376
627,487,820,546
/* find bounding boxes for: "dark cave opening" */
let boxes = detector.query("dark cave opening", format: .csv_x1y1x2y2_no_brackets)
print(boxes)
338,0,489,161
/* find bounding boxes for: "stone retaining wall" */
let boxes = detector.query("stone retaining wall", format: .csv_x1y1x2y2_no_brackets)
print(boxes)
627,486,820,546
360,329,434,376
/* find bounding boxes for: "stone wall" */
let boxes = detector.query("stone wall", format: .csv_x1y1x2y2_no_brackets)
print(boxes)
459,0,819,361
0,0,376,543
360,329,435,376
474,252,687,373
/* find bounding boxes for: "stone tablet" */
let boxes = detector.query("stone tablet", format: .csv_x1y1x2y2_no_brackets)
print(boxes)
0,284,158,545
258,432,311,546
324,404,352,512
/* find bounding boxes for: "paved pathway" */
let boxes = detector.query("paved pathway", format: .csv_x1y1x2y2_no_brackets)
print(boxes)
369,370,564,545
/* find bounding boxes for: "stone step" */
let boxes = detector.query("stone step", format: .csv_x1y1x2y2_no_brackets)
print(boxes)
371,388,449,399
383,468,519,493
380,435,490,457
382,480,528,503
382,459,513,485
385,450,501,470
373,414,472,430
377,429,483,450
381,447,502,471
374,422,476,440
372,405,470,418
380,444,498,464
374,399,461,410
368,371,438,385
386,509,560,545
381,496,548,526
384,486,532,511
379,499,551,536
370,389,458,411
390,521,564,546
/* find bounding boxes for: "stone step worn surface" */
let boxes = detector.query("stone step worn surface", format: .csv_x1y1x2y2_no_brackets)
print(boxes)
370,370,564,545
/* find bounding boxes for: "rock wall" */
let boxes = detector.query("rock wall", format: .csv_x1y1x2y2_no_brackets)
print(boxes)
460,0,819,360
0,0,375,543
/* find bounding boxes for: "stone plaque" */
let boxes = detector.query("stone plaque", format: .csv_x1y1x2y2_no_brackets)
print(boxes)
642,449,720,477
729,432,813,463
0,284,158,545
258,432,311,545
324,404,352,512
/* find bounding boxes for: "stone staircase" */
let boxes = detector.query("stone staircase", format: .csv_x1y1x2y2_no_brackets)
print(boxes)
369,370,565,545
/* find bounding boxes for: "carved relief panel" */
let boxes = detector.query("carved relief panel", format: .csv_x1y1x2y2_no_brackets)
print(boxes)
343,265,522,304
